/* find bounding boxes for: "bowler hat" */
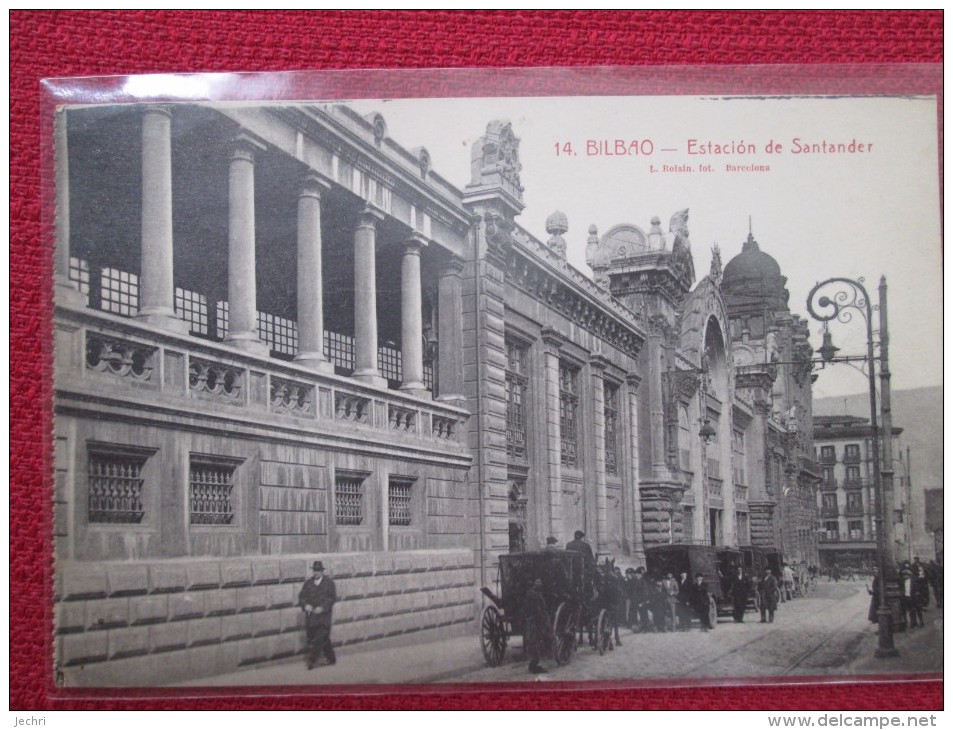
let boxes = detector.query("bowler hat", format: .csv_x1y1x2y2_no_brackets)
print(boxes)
312,560,325,571
574,530,585,539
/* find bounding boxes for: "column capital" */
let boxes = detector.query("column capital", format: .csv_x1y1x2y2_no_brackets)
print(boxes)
142,104,173,120
540,327,565,352
299,172,333,199
589,354,611,372
230,132,267,162
439,257,465,278
625,372,643,390
357,204,386,230
402,232,429,255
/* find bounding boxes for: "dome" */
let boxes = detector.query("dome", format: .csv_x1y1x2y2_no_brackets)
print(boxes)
723,233,782,284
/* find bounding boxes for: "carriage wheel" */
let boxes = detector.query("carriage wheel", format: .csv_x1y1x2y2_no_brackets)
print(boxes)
480,605,507,667
707,595,718,629
596,609,614,655
553,602,578,666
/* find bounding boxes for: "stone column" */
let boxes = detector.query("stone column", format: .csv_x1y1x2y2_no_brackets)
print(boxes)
399,233,428,397
138,106,188,333
436,258,465,405
590,356,609,553
54,109,85,307
625,374,645,560
225,133,268,354
541,329,564,540
294,173,334,372
353,205,386,387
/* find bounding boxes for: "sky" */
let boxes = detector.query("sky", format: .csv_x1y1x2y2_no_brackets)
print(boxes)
347,94,942,401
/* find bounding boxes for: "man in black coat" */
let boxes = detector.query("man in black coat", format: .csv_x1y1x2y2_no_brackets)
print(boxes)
299,560,337,669
728,566,749,623
566,530,596,566
758,567,779,623
524,578,549,674
688,573,713,630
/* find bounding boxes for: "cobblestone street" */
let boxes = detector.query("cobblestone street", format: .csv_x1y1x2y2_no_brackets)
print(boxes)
179,579,942,687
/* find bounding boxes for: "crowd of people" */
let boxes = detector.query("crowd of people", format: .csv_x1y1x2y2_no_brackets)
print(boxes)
867,556,943,631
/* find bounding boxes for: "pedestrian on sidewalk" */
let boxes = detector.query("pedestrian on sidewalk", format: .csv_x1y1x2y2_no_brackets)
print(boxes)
689,573,713,630
866,566,880,624
728,566,749,623
298,560,337,669
900,565,923,629
662,572,680,631
758,567,778,623
782,563,794,601
525,578,549,674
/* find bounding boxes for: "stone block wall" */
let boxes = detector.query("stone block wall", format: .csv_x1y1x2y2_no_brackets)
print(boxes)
55,549,475,687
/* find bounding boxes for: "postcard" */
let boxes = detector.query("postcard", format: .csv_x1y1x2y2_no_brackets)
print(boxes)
45,67,942,690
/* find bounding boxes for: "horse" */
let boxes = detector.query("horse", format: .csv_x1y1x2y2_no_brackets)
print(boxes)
583,557,626,650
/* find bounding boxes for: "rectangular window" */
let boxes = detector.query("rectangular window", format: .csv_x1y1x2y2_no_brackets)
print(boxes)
604,382,619,476
731,429,746,485
846,491,863,510
388,477,414,527
100,267,139,317
68,256,91,305
559,362,579,467
335,472,366,526
175,287,210,336
325,330,355,373
822,493,838,511
822,466,835,486
189,457,238,525
87,447,149,524
824,521,840,540
505,339,529,460
844,444,861,463
845,465,861,485
819,445,836,463
848,520,864,540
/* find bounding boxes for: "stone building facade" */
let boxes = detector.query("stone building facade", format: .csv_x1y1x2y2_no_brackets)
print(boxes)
52,102,817,685
813,415,904,571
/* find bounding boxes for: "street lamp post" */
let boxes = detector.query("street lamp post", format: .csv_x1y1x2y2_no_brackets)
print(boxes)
807,276,898,659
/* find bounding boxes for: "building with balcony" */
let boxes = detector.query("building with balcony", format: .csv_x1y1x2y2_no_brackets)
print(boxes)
52,101,819,686
812,414,904,571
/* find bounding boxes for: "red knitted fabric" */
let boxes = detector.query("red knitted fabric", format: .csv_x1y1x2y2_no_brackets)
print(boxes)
11,10,942,711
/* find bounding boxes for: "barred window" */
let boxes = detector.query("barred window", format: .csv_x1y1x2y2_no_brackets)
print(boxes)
604,382,619,476
335,473,366,526
508,478,528,553
388,477,414,527
258,311,298,358
175,287,209,336
68,256,91,305
325,330,355,373
100,267,139,317
87,447,150,524
189,457,238,525
505,339,529,460
559,362,579,467
378,343,402,384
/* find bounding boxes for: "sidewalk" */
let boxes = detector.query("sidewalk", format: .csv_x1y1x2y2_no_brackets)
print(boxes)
175,633,486,687
848,602,943,676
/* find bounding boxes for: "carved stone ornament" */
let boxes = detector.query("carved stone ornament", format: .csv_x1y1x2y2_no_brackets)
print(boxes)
480,120,523,191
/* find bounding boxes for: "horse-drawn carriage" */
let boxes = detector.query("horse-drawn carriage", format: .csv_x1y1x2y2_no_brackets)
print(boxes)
479,550,620,667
